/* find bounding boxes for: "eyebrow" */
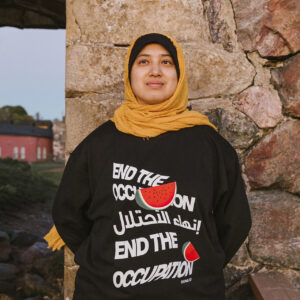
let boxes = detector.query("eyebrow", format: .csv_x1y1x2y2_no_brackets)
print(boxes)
137,54,172,57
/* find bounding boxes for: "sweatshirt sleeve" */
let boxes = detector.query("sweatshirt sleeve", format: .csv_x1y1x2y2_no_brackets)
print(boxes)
52,140,93,254
213,141,252,267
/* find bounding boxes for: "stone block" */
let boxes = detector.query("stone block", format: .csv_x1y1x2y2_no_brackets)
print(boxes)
66,0,210,44
65,95,122,153
271,53,300,117
183,43,255,99
232,0,300,57
66,44,126,96
245,119,300,194
248,190,300,269
233,86,282,128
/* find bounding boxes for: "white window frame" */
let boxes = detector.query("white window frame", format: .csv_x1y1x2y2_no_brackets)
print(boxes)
13,146,18,159
20,146,26,159
37,146,41,160
43,147,47,159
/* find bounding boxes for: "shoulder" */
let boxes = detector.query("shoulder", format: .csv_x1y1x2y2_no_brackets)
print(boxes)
191,125,238,159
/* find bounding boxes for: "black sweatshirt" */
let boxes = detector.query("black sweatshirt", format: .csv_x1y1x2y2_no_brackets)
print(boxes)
52,120,251,300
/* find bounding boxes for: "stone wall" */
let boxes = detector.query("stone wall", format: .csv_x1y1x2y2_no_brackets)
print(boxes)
64,0,300,299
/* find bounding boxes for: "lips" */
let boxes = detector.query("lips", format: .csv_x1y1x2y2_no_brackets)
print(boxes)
146,81,164,88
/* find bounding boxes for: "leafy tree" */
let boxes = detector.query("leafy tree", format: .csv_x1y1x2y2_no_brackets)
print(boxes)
0,105,33,121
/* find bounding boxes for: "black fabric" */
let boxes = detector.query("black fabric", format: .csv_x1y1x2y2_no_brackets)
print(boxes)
128,33,180,81
52,120,251,300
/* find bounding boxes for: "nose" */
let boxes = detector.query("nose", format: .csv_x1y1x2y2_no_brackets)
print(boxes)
149,62,162,76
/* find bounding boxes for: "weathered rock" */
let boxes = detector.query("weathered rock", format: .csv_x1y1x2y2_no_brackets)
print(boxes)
66,42,255,100
32,250,63,280
271,53,300,117
0,232,11,262
206,106,261,150
245,119,300,194
184,44,255,98
0,264,18,281
19,242,53,265
22,273,58,298
10,231,41,248
204,0,239,52
225,276,254,300
65,95,122,153
228,242,252,267
247,51,273,87
66,0,210,44
248,190,300,269
224,265,253,288
233,86,282,128
232,0,300,57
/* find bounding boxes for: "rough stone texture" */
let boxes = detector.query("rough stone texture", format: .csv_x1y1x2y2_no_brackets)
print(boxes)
271,53,300,117
232,0,300,57
10,231,41,248
245,119,300,194
233,86,282,128
248,190,300,269
203,0,239,52
0,264,18,281
66,0,210,44
191,98,262,151
0,0,65,29
66,42,255,99
184,44,255,98
19,242,52,265
0,232,11,263
65,96,122,153
66,44,126,97
247,51,273,87
211,107,261,150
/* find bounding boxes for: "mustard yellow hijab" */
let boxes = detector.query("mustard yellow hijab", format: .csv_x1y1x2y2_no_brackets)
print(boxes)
111,33,217,137
44,33,217,251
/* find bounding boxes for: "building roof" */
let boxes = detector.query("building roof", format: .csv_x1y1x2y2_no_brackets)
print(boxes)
0,123,53,138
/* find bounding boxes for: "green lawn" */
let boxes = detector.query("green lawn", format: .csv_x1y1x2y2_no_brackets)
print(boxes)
32,161,65,186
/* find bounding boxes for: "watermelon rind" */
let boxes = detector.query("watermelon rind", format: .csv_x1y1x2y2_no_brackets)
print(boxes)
135,182,177,211
182,241,200,262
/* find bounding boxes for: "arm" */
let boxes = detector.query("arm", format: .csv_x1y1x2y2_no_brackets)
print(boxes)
213,144,252,267
52,140,93,254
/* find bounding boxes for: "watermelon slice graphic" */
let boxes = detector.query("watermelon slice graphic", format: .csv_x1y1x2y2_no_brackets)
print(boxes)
182,242,200,262
135,182,177,210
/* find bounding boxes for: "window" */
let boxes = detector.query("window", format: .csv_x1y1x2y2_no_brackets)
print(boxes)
13,146,18,159
37,146,41,160
20,147,26,159
43,147,47,159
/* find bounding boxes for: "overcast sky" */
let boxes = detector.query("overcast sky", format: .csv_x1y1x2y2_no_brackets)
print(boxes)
0,27,65,121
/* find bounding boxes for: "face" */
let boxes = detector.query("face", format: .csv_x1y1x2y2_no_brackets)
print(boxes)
130,43,178,105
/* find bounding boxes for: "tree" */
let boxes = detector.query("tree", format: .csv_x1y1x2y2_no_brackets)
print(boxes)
0,105,33,121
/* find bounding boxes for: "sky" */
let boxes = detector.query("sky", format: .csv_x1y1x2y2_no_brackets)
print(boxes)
0,27,66,121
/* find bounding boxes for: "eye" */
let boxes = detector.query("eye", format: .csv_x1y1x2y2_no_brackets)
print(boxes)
138,59,149,65
162,60,173,65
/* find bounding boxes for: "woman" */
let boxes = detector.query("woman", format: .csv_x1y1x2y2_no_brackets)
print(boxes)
44,33,251,299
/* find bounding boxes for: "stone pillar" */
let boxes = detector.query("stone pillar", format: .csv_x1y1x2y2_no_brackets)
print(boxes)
64,0,300,299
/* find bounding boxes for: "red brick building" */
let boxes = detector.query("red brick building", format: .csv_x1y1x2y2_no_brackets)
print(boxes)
0,121,53,162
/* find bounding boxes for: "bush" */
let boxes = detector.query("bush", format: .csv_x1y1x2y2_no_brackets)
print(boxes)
0,158,58,208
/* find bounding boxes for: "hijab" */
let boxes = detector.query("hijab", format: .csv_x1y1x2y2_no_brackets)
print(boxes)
110,33,217,137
